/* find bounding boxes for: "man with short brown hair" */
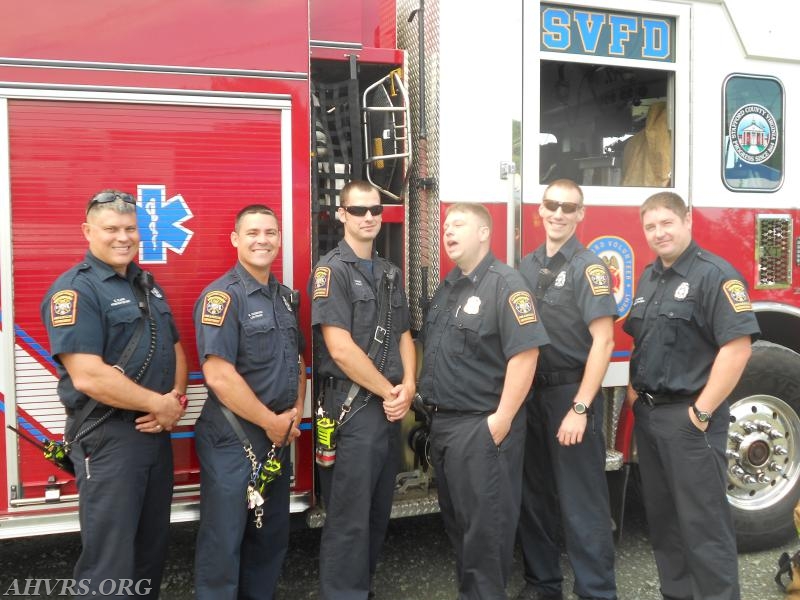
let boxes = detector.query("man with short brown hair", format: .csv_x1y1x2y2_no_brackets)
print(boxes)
419,202,549,599
516,179,617,600
194,204,304,600
312,181,416,599
624,191,759,600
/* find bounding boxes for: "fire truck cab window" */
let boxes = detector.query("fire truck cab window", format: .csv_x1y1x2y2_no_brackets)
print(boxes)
540,61,673,188
723,75,784,191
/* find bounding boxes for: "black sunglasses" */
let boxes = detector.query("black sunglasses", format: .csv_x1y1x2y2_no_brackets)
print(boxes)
341,204,384,217
542,199,581,214
87,192,136,213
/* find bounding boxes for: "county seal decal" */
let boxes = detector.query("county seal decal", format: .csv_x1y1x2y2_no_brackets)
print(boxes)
509,291,537,325
201,291,231,326
313,266,331,299
729,103,778,165
722,280,752,313
50,290,78,327
588,236,634,318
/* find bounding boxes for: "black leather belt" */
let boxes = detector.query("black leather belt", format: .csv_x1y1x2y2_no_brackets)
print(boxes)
66,406,144,422
535,369,584,388
636,391,697,407
323,376,401,394
431,406,492,416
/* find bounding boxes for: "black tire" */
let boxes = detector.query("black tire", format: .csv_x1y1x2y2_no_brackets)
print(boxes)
726,340,800,552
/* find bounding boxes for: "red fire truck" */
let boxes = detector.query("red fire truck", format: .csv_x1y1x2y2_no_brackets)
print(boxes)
1,0,798,553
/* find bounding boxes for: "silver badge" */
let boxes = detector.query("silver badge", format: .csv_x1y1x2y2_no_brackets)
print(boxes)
151,287,163,299
554,271,567,288
282,295,293,312
674,282,689,300
463,296,482,315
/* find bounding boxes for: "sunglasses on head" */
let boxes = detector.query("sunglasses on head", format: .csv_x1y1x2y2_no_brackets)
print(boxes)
87,192,136,213
341,204,384,217
542,199,581,214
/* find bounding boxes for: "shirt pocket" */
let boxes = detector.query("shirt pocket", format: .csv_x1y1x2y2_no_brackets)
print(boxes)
541,284,564,306
625,300,646,338
628,300,646,322
352,284,377,341
658,300,695,347
455,313,483,355
242,319,277,360
276,310,300,355
105,304,141,359
151,299,178,345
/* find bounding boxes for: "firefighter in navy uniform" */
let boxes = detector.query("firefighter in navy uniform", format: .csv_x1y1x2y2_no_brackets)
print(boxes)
311,181,416,600
516,180,617,600
418,203,549,600
193,204,305,600
624,192,760,600
41,190,186,598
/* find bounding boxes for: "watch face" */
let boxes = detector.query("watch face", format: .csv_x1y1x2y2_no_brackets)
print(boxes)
693,405,711,422
573,402,587,415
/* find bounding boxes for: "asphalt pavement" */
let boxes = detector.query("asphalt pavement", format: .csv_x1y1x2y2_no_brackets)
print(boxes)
0,498,796,599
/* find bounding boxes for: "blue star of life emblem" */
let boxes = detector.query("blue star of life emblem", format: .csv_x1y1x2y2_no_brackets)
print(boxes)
136,185,194,264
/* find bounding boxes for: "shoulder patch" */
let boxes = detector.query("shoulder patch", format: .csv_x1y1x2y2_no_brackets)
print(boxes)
722,280,752,313
201,291,232,326
508,291,538,325
585,264,611,296
312,266,332,299
50,290,78,327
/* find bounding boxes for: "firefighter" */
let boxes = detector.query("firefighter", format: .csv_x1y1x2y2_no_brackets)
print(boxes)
418,203,549,599
193,204,304,600
624,192,760,600
40,190,186,598
515,179,617,600
311,180,416,599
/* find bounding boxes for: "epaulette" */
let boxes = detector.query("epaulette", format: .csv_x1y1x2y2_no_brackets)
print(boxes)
318,246,342,265
694,249,736,275
62,262,92,285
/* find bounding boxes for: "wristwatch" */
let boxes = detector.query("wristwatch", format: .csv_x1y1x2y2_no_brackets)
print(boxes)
692,404,712,423
572,401,588,415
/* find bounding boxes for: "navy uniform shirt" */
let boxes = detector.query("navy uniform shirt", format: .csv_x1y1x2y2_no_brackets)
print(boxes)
519,235,617,372
311,240,411,385
41,251,179,410
195,262,303,450
623,240,760,396
419,252,550,413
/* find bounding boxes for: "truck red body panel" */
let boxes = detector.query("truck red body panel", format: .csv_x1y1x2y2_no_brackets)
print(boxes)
3,0,800,554
0,1,310,73
0,0,408,538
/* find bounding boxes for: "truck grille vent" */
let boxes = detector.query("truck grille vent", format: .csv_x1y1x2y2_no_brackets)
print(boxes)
756,214,792,289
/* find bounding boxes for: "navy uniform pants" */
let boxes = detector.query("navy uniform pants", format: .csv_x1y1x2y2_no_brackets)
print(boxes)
633,400,740,600
318,391,400,600
518,383,617,599
194,416,291,600
430,409,526,600
69,417,173,598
